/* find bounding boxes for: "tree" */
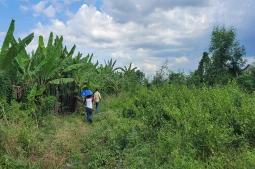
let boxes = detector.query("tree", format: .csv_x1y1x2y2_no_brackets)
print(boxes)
105,72,122,98
237,73,254,93
197,52,210,83
115,63,138,92
168,70,186,85
117,63,137,76
14,33,75,104
135,70,145,85
237,64,255,93
96,59,119,95
186,71,201,87
0,20,34,75
0,19,34,104
209,26,246,78
103,58,118,74
151,61,169,87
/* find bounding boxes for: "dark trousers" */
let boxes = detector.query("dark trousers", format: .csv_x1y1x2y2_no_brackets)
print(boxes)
86,107,93,123
95,101,100,113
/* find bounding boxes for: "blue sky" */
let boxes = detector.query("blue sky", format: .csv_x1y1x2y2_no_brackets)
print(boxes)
0,0,254,77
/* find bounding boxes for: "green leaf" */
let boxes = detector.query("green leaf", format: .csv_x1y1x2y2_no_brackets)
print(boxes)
39,35,46,55
27,82,37,102
35,86,46,96
0,19,15,71
43,36,63,76
47,32,53,48
63,63,85,72
67,45,76,58
48,78,74,84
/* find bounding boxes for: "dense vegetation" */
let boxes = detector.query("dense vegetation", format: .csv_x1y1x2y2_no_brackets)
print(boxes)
0,20,255,168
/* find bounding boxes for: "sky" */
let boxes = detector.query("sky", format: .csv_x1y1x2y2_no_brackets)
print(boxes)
0,0,254,77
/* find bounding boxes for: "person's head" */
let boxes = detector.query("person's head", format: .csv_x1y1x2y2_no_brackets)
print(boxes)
95,88,99,92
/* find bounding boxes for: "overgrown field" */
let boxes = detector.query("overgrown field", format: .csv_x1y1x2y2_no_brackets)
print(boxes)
1,83,255,168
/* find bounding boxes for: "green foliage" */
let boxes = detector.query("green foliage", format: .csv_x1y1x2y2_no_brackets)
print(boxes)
0,20,15,71
0,19,34,75
209,26,246,76
0,118,38,169
197,52,210,83
186,71,201,87
38,96,58,115
237,67,255,93
194,26,246,86
168,70,187,85
0,73,12,103
1,83,255,168
151,60,169,87
0,154,38,169
104,72,122,98
81,82,255,168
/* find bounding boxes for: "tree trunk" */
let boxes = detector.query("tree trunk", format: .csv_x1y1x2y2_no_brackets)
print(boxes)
73,92,78,113
54,85,59,114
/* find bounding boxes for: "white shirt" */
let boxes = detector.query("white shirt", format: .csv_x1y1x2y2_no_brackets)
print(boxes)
86,98,93,109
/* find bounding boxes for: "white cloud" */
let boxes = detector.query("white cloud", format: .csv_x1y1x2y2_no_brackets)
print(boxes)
44,5,56,17
111,51,131,59
141,61,158,72
245,56,255,65
137,48,148,57
63,0,72,5
65,9,74,18
20,5,29,11
25,3,211,74
31,1,60,18
32,1,47,13
25,0,255,76
175,56,189,64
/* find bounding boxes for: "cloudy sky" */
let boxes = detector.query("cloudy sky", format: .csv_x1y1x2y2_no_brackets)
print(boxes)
0,0,254,77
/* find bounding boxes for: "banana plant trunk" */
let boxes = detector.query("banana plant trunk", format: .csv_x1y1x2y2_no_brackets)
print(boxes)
73,91,78,113
115,89,118,98
54,85,59,114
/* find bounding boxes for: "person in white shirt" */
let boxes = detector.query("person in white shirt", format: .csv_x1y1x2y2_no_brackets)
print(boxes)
85,94,94,124
94,89,101,114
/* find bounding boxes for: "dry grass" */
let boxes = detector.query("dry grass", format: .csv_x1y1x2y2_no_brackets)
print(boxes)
1,95,116,168
29,115,92,168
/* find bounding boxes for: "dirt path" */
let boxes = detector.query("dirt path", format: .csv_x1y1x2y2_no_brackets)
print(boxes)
32,115,94,169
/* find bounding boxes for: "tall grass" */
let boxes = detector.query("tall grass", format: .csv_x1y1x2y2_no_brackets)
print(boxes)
1,83,255,168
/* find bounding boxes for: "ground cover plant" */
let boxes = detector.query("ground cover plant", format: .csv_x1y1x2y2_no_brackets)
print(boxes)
2,83,255,168
81,83,255,168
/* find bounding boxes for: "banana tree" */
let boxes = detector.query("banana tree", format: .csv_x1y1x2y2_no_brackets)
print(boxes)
95,58,120,93
60,53,100,112
105,72,122,98
116,62,137,76
0,20,34,74
31,33,74,88
0,19,34,101
104,58,118,74
114,62,138,92
13,32,76,114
